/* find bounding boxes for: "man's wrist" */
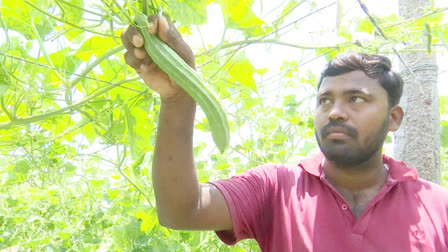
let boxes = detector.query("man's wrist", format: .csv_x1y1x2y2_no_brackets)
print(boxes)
161,91,196,107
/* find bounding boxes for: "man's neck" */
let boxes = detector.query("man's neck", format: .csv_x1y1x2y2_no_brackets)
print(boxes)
323,153,389,219
323,153,388,192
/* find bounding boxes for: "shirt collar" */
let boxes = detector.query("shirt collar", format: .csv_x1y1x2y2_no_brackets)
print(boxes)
298,152,418,182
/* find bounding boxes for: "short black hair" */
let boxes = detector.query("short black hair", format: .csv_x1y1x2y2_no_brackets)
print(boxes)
317,53,403,107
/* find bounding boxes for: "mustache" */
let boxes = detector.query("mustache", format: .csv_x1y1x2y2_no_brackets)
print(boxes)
320,120,358,138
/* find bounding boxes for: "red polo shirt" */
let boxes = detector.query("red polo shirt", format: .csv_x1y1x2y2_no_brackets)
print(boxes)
209,153,448,252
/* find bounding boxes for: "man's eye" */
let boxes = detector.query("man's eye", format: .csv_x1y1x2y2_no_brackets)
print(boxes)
351,96,365,103
319,98,330,105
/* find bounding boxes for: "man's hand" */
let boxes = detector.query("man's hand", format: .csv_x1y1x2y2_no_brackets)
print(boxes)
121,15,195,102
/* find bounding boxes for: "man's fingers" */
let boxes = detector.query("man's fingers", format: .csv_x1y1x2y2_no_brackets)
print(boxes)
154,16,195,68
157,15,171,41
146,15,180,47
132,35,144,47
141,58,158,73
121,25,144,48
156,16,181,47
124,51,143,70
147,15,159,34
134,47,147,59
123,14,194,71
121,31,134,51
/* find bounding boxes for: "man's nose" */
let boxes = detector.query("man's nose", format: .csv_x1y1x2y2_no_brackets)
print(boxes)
328,101,348,121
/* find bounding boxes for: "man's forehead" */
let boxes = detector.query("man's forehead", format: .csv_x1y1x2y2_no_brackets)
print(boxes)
318,87,372,96
318,71,383,94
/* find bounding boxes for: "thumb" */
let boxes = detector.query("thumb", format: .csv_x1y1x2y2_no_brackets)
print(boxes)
155,15,172,43
147,15,178,46
147,15,195,69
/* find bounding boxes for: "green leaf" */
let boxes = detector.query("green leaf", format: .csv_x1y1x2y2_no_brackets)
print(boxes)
61,24,85,42
131,207,157,234
356,18,374,34
337,25,352,41
2,1,34,39
195,117,210,132
256,67,269,76
167,0,209,26
104,111,126,144
107,188,120,200
316,47,342,61
227,53,257,91
58,232,71,240
272,127,287,145
272,0,302,28
0,65,11,98
14,159,32,175
125,105,154,160
280,60,299,77
80,117,97,143
2,0,54,39
75,36,119,62
42,47,81,74
441,124,448,148
242,95,260,109
440,96,447,115
217,0,266,36
33,12,56,38
59,0,84,24
90,179,105,187
298,141,316,155
100,58,125,82
283,94,297,106
64,163,77,173
125,106,138,159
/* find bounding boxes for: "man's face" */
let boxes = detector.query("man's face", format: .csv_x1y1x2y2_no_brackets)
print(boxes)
314,70,392,167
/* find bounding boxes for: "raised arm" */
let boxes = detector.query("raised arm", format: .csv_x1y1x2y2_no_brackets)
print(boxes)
121,15,232,231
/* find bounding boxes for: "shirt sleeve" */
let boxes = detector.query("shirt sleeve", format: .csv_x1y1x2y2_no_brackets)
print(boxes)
208,165,278,245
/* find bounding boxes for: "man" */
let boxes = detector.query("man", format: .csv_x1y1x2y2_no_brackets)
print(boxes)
121,15,448,251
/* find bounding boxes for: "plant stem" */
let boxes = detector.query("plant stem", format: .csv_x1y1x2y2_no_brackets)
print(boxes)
110,0,133,23
54,0,105,18
30,22,65,83
381,7,448,30
0,52,130,86
65,45,124,104
116,146,153,207
198,39,350,57
141,0,149,15
25,0,118,38
1,97,14,121
0,77,139,130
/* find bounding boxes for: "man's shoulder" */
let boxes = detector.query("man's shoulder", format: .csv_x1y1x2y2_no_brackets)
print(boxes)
248,163,304,179
414,178,448,195
385,155,448,200
403,178,448,206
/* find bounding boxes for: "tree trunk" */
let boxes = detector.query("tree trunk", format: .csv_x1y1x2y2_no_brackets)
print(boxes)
395,0,440,183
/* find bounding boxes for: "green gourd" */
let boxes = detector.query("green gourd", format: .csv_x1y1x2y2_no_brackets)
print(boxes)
134,12,230,152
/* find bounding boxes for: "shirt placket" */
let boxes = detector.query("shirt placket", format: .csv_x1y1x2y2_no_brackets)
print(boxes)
320,175,398,249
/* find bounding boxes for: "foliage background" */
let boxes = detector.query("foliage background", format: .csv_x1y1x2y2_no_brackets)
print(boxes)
0,0,447,250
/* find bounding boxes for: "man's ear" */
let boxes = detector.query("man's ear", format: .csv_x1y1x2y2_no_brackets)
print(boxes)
388,105,404,132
